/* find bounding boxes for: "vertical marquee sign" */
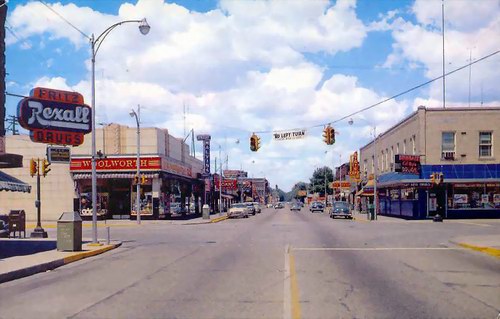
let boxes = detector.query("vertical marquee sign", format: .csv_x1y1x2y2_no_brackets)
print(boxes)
17,87,92,146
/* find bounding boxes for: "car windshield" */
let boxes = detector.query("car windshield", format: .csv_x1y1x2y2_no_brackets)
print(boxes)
333,202,349,209
231,204,246,208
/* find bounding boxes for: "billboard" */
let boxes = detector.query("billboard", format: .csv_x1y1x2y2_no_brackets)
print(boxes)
394,154,421,174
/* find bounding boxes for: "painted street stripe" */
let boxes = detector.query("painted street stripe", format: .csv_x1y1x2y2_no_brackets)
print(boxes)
283,245,291,319
449,221,491,227
292,247,460,251
290,249,301,319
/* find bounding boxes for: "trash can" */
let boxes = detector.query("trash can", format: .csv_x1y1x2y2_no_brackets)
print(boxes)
367,204,375,220
8,210,26,238
57,212,82,251
202,204,210,220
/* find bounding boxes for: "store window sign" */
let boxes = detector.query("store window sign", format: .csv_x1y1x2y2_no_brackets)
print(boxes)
394,154,420,174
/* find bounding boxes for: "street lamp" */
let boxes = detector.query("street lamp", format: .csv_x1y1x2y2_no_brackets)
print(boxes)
349,117,378,220
130,105,141,224
90,19,150,243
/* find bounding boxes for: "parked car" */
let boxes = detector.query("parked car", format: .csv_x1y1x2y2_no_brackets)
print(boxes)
245,202,256,215
290,203,301,211
309,202,324,213
274,202,284,209
227,203,249,218
252,202,262,214
330,201,352,219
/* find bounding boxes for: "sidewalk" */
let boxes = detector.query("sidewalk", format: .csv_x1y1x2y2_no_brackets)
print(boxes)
24,214,229,228
0,239,121,284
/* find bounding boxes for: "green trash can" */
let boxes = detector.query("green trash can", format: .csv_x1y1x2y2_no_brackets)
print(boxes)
368,204,375,220
57,212,82,251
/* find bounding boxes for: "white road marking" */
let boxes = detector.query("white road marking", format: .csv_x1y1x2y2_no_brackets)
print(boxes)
283,245,291,319
449,221,491,227
293,247,461,251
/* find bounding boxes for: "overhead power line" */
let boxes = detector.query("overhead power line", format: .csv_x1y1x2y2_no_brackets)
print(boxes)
253,49,500,134
38,0,90,40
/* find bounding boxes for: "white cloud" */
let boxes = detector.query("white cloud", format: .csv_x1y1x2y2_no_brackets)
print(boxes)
380,0,500,105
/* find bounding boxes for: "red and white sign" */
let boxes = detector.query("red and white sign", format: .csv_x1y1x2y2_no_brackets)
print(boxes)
214,176,238,191
17,87,91,146
70,157,161,171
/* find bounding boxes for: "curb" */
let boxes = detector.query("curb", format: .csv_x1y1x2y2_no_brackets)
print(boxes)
457,242,500,258
211,215,228,223
353,217,369,222
0,242,122,284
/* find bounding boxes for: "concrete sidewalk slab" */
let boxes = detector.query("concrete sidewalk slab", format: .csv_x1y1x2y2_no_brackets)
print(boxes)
0,240,121,284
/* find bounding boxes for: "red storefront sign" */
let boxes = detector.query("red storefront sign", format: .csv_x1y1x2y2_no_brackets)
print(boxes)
214,176,238,191
17,87,91,146
70,157,161,171
395,154,421,174
31,129,84,146
162,159,192,178
331,181,351,189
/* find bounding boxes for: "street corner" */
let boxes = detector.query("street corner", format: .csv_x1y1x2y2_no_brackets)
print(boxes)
62,241,122,264
456,242,500,259
451,235,500,259
210,215,228,223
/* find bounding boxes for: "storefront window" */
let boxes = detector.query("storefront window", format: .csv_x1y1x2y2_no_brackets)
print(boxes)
400,188,417,200
449,183,500,209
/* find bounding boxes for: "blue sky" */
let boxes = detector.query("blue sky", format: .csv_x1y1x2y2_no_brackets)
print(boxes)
4,0,499,190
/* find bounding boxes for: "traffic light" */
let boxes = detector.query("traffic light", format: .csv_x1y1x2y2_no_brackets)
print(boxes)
437,173,444,185
133,174,139,184
250,133,260,152
141,174,148,185
323,127,330,145
41,159,51,177
29,159,38,177
430,173,435,184
323,125,335,145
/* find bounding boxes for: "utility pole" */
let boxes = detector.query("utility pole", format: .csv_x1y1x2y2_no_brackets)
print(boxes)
30,158,48,238
442,0,446,109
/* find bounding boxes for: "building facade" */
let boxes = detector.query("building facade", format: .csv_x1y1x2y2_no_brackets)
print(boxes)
0,124,204,220
359,106,500,218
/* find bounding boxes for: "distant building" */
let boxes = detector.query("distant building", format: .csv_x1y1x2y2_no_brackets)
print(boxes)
0,124,204,220
359,106,500,218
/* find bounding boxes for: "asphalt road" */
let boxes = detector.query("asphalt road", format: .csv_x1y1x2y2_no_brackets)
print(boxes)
1,207,499,319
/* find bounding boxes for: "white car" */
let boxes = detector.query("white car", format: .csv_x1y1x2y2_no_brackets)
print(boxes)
227,203,249,218
251,202,262,213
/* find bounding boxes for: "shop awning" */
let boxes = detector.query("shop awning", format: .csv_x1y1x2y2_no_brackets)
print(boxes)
0,171,31,193
72,173,159,180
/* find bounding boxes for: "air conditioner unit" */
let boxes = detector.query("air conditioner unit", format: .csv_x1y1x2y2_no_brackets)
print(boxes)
442,151,455,160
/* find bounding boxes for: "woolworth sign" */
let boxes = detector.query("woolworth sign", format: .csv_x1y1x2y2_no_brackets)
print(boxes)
17,87,92,146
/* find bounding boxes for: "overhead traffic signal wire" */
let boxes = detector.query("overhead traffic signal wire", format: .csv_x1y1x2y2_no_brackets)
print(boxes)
252,49,500,134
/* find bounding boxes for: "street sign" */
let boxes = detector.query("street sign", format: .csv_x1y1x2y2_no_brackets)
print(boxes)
272,129,306,141
47,146,71,163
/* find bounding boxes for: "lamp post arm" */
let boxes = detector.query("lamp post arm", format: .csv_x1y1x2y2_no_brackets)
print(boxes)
93,20,142,58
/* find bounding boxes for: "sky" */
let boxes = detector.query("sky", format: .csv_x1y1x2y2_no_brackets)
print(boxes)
4,0,500,191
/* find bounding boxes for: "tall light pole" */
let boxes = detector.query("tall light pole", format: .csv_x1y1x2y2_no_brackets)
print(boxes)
130,105,141,224
349,117,378,220
89,19,150,243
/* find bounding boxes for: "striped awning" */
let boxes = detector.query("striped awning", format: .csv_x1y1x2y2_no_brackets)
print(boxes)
72,173,159,180
0,171,31,193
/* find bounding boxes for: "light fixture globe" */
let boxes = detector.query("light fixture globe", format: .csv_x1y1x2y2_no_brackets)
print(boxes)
139,18,150,35
348,118,354,126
